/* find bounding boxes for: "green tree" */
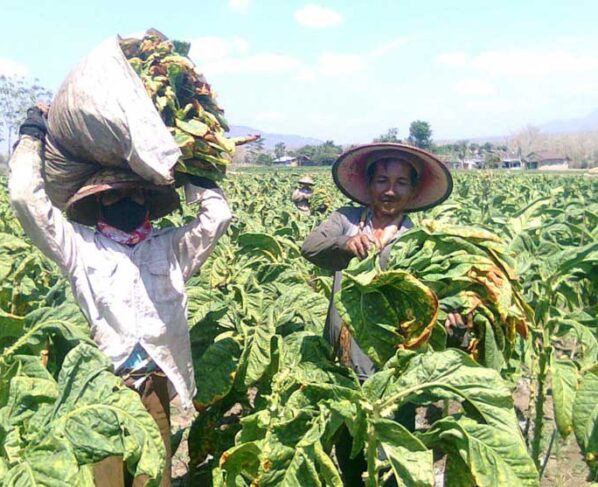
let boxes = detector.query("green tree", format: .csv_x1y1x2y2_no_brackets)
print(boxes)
407,120,432,149
0,75,52,154
295,140,342,166
483,142,494,152
245,137,266,164
483,152,502,169
274,142,286,159
374,127,400,143
457,140,469,160
255,153,273,166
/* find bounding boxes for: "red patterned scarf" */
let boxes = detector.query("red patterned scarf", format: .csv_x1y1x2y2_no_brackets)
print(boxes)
97,217,152,245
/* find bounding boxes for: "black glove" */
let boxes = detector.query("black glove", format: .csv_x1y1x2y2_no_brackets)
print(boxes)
185,174,220,190
19,107,47,140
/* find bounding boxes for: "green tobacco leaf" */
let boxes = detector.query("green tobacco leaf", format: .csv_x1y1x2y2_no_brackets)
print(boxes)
313,440,343,487
0,232,30,252
175,160,226,181
0,344,165,485
0,311,25,344
336,269,438,366
173,128,195,159
0,304,91,362
421,417,539,487
175,118,210,137
218,441,261,485
194,338,241,408
371,418,434,487
552,359,579,437
236,312,275,387
238,233,285,261
51,344,165,482
444,454,477,487
573,365,598,466
481,317,505,371
384,350,521,433
257,413,329,486
1,440,83,486
167,62,185,97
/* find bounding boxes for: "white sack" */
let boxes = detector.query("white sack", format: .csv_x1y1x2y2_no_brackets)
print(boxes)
44,36,180,209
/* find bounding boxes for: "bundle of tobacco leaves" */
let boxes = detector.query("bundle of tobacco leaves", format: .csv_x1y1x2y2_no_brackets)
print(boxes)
120,31,259,180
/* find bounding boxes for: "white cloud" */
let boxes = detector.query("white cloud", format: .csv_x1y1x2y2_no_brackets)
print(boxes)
0,59,29,77
202,53,301,75
229,0,251,13
436,52,468,67
294,4,343,28
454,79,497,97
190,36,249,63
296,68,317,82
316,52,367,76
369,38,409,57
471,49,598,77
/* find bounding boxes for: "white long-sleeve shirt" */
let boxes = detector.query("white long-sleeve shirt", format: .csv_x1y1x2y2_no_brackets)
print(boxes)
9,136,232,409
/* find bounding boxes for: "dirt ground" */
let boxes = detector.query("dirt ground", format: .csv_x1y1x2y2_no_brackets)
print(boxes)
168,381,594,486
170,397,195,486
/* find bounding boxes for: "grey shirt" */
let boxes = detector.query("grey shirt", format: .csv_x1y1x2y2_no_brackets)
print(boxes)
301,207,413,380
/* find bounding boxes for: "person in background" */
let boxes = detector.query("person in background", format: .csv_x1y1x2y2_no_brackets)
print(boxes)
291,175,315,213
301,143,456,486
9,106,232,486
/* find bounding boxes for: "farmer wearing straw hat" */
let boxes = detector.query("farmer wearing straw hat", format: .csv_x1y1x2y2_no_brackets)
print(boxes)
9,107,232,486
291,175,315,213
301,142,454,486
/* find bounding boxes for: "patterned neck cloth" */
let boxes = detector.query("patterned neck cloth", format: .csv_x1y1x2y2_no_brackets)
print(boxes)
97,217,152,245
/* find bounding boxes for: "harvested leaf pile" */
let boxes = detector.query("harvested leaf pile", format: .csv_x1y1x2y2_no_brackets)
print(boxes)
120,32,258,180
337,220,531,370
390,221,531,368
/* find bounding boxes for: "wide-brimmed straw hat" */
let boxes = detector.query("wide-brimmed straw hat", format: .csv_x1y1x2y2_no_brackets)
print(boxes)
298,175,315,186
332,143,453,211
66,168,180,225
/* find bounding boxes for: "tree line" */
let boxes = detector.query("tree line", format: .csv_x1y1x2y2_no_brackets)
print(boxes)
0,75,52,156
1,74,596,169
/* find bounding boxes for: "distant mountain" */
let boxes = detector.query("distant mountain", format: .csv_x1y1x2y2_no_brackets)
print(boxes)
435,110,598,146
539,110,598,134
228,125,323,150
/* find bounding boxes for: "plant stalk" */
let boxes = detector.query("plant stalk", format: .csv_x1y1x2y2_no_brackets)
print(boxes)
531,346,548,471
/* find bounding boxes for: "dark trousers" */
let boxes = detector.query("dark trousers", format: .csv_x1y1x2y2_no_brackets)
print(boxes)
335,403,416,487
93,372,172,487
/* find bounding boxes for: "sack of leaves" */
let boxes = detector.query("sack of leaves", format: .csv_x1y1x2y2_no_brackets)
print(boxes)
119,30,259,182
43,28,257,218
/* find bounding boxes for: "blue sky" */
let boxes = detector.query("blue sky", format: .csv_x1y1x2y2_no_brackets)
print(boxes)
1,0,597,144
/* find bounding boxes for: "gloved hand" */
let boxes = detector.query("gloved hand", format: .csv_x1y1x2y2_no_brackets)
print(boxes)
19,106,47,140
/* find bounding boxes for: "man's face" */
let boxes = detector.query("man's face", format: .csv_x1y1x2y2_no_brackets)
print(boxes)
99,187,145,207
368,160,417,218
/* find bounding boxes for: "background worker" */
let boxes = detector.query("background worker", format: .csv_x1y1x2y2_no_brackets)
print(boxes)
301,143,455,485
291,175,315,212
9,106,232,486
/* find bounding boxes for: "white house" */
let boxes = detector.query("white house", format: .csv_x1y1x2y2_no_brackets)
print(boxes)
272,156,298,167
525,151,570,171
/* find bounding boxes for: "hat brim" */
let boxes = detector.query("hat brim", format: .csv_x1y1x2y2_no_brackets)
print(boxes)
66,175,180,226
332,143,453,211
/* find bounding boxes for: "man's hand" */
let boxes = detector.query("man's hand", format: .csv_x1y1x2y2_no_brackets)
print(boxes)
344,233,374,260
19,106,48,141
444,311,473,349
